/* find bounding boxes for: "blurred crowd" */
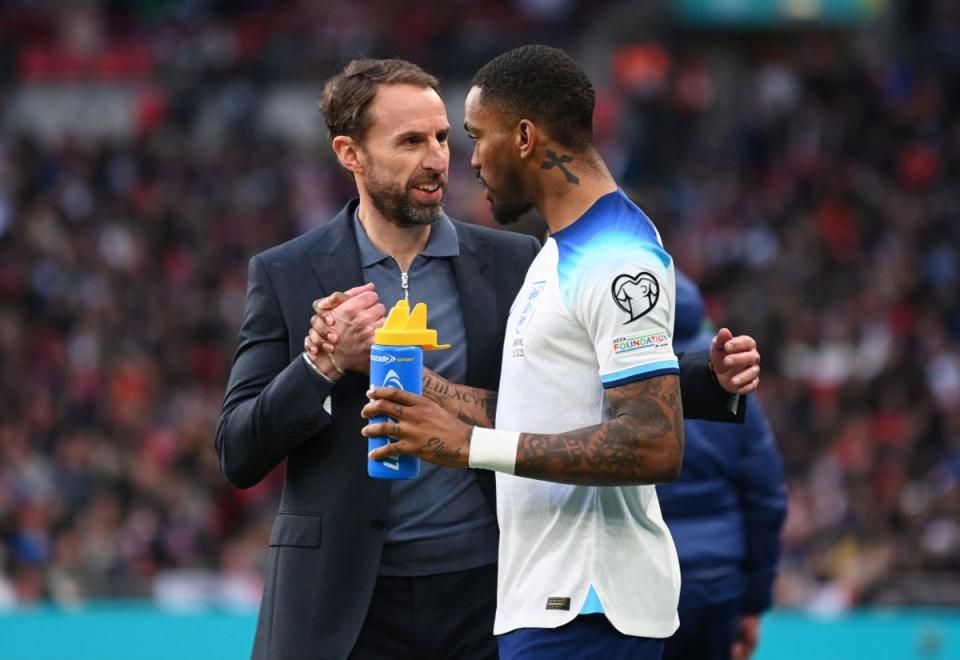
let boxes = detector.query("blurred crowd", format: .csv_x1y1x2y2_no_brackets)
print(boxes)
2,0,959,610
624,6,960,608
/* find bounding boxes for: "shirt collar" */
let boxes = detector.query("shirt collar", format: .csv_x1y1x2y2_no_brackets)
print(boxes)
352,209,460,268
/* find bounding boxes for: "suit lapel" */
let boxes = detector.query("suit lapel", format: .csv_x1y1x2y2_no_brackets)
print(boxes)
306,200,365,298
306,202,392,505
451,224,498,387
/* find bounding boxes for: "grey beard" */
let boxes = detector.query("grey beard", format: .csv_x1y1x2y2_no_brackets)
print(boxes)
367,178,444,228
375,194,442,228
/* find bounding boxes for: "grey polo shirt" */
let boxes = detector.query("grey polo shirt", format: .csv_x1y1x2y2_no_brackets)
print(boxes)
353,212,499,576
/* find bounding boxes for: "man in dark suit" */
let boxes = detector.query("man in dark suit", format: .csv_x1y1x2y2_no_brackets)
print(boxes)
218,58,759,660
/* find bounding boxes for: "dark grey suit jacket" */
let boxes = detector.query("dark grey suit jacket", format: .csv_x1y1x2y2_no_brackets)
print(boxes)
216,200,742,660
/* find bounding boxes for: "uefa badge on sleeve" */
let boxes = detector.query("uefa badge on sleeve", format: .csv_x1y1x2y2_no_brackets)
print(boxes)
611,271,659,324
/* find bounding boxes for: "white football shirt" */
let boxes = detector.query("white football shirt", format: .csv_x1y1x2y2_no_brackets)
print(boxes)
493,189,681,638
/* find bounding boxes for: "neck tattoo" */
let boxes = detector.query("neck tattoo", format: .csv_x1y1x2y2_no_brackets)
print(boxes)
541,150,580,185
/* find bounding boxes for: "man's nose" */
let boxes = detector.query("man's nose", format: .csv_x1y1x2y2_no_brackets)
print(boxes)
423,140,448,172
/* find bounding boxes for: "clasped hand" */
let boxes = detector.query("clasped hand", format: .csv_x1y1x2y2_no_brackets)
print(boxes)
304,283,386,374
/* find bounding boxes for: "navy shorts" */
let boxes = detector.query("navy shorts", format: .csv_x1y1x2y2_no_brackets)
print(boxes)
497,614,665,660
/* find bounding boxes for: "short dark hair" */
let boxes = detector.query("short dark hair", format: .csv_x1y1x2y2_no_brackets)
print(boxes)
471,45,594,150
319,59,440,141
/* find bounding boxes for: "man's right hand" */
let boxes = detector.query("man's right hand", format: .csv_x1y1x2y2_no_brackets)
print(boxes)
308,283,386,374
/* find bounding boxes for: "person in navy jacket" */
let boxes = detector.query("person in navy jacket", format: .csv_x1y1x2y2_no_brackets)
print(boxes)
660,272,788,660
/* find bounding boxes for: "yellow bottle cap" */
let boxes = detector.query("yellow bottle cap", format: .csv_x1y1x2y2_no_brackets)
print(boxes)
374,299,450,350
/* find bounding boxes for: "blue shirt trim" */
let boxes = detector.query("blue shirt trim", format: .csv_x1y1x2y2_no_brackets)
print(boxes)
601,360,680,389
579,585,605,614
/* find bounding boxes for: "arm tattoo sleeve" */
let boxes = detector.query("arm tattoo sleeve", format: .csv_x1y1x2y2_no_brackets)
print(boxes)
515,375,683,485
423,370,497,429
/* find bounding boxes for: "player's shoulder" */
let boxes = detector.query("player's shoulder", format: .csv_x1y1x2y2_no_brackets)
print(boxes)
556,190,662,252
557,197,671,281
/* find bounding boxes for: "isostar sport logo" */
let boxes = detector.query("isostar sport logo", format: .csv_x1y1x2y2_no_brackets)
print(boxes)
370,354,414,365
612,332,670,355
379,369,404,470
611,271,659,324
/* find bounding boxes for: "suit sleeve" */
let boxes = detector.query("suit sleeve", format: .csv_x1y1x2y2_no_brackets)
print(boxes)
216,255,335,488
677,350,746,423
736,398,787,613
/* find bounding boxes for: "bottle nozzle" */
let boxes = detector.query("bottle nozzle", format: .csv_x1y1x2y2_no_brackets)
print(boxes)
374,300,450,350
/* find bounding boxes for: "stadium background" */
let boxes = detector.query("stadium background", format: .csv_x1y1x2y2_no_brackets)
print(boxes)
0,0,958,658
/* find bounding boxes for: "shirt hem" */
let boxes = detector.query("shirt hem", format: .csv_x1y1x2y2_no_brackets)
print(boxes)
494,614,679,639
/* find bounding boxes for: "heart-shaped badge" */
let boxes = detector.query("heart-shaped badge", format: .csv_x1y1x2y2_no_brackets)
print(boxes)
611,271,659,324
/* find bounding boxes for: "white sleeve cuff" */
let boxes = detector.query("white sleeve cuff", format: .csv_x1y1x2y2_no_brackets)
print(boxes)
468,427,520,474
727,393,741,416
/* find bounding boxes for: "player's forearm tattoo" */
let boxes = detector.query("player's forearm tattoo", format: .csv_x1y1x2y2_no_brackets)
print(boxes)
541,150,580,185
423,370,497,428
483,394,498,429
515,376,683,485
426,436,463,464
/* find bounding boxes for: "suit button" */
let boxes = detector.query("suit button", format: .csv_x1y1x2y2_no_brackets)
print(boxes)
369,518,386,530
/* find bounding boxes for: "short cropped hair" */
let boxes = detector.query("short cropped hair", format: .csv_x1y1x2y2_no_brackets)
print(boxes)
471,45,594,150
319,59,440,141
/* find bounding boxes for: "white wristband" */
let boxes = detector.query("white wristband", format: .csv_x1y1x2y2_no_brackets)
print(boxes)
468,427,520,475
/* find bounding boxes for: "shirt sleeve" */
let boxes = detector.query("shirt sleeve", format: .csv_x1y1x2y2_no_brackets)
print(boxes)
567,244,678,389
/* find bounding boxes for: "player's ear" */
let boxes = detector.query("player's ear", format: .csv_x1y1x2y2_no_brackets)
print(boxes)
517,119,537,161
332,136,364,174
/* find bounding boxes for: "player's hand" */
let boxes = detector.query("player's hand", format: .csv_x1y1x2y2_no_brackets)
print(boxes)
309,283,385,374
710,328,760,395
362,387,473,469
731,614,760,660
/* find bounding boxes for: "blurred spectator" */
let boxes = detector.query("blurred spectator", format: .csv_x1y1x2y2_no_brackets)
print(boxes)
659,272,786,660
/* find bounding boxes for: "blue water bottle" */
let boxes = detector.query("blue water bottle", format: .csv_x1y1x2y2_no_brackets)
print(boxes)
368,299,449,479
